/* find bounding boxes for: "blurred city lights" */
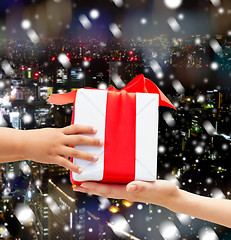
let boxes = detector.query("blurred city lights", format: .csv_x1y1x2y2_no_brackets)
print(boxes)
122,200,133,207
109,206,120,213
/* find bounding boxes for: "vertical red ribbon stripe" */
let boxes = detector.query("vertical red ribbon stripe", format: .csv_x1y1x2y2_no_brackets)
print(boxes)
102,90,136,183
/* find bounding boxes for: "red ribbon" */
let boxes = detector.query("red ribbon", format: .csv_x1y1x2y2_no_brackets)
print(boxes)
103,90,136,183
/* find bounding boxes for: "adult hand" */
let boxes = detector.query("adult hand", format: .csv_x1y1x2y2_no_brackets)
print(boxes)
73,180,179,208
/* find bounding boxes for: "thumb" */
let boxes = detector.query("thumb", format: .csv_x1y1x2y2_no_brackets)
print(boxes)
126,181,155,192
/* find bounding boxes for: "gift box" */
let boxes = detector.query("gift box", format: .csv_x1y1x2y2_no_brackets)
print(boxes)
48,74,175,184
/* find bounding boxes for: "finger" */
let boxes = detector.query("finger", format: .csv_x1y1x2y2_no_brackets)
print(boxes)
126,181,155,192
73,185,88,193
76,182,127,199
62,147,99,162
62,124,97,135
65,135,103,147
56,156,83,174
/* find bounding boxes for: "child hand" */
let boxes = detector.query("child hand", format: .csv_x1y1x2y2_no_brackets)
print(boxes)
73,180,179,208
22,124,103,173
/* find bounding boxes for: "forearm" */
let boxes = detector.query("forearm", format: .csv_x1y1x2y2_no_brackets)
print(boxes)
167,189,231,228
0,156,25,163
0,127,25,159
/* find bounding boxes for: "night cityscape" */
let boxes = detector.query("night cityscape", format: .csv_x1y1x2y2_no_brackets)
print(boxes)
0,0,231,239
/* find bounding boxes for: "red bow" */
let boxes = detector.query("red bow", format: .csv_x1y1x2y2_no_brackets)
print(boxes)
48,74,176,110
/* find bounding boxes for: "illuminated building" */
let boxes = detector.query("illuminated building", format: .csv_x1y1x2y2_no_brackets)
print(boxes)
47,176,109,240
30,190,49,240
109,61,141,85
48,179,76,240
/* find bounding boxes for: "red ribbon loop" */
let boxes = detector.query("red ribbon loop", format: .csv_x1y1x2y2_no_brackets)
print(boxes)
48,74,176,110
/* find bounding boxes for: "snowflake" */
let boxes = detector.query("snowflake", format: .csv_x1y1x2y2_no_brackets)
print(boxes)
164,0,182,9
21,19,31,30
89,9,100,19
210,62,219,70
199,227,219,240
167,17,180,32
109,23,122,38
159,221,180,239
79,14,92,29
137,204,143,210
172,79,185,94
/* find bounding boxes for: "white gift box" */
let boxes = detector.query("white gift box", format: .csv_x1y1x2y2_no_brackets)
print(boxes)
71,89,159,184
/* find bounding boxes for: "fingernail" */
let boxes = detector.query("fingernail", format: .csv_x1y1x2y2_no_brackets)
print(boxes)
93,128,97,133
99,139,104,146
78,167,83,174
127,184,136,192
73,186,86,192
93,155,98,161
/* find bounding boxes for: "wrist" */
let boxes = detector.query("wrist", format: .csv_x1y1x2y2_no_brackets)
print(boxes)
17,129,30,159
166,189,200,214
163,187,182,210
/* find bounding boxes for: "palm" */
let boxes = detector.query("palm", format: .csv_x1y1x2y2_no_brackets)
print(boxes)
75,180,179,207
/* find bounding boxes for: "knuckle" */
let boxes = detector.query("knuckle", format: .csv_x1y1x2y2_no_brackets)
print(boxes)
138,184,145,192
87,154,94,161
76,135,84,144
94,138,100,145
73,149,80,158
73,124,79,132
